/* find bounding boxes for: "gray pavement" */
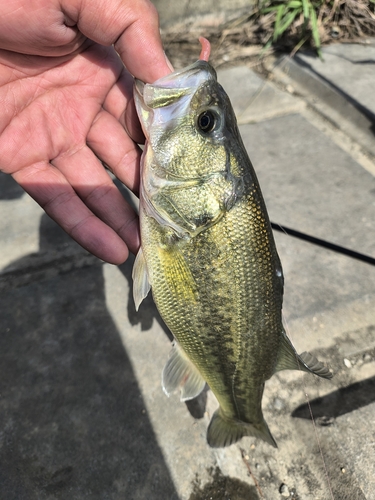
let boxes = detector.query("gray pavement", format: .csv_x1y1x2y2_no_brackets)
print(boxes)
1,41,375,500
273,40,375,157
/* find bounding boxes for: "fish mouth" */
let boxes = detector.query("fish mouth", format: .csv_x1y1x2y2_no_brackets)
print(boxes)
133,79,150,140
153,59,216,89
134,60,216,105
133,59,218,138
134,79,145,103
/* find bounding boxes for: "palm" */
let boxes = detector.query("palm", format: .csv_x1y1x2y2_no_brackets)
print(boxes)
0,43,141,262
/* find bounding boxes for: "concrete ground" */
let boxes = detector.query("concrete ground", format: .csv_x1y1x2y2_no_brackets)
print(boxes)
1,41,375,499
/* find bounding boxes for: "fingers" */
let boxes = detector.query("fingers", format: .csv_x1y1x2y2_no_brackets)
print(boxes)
51,144,141,255
87,109,142,192
103,67,145,144
12,157,139,264
0,0,172,80
0,1,88,57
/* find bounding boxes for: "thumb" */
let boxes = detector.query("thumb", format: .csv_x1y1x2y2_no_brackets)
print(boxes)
62,0,172,83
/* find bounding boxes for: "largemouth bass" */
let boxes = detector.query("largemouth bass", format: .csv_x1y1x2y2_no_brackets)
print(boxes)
132,38,332,448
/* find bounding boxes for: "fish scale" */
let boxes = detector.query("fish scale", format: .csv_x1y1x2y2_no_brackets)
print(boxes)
132,41,333,448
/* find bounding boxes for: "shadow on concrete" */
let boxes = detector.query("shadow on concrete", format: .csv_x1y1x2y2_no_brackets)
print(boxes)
294,52,375,136
118,254,173,338
0,186,179,499
0,172,25,199
292,375,375,421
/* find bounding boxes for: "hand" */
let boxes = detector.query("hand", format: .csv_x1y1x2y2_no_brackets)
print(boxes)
0,0,171,264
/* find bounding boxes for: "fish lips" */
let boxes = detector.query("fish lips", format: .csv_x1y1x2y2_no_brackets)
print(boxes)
135,60,216,96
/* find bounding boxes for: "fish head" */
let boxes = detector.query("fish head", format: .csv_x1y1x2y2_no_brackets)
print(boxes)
133,60,243,180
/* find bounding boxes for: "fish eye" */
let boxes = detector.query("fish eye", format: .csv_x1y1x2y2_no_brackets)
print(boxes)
197,110,218,134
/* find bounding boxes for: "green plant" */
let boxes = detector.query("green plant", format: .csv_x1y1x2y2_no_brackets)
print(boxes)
259,0,325,57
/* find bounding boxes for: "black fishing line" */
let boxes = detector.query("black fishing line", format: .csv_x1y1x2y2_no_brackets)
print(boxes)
271,222,375,267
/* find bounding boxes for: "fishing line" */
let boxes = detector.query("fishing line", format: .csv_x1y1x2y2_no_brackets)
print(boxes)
271,222,375,266
282,315,335,500
243,65,342,498
276,222,335,498
304,389,336,500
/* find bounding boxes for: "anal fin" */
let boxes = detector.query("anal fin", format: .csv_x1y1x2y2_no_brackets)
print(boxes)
275,332,333,379
162,342,206,401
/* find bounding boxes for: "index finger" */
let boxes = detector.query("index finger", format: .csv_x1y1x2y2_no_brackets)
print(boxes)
12,160,136,264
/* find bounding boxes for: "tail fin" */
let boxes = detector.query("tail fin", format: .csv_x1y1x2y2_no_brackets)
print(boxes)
207,408,277,448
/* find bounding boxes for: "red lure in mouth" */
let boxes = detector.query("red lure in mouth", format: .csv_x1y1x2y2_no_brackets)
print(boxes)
198,37,211,62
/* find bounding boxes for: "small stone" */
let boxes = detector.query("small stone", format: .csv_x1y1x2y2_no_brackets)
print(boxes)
273,398,285,410
341,467,346,473
279,483,290,497
316,415,335,426
363,353,372,362
286,84,294,94
250,444,255,450
244,455,249,461
343,358,352,368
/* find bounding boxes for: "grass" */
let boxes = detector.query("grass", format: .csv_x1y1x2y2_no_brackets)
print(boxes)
258,0,375,58
162,1,375,68
259,0,324,56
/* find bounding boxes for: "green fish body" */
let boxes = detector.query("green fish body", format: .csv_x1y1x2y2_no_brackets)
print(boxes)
133,59,332,448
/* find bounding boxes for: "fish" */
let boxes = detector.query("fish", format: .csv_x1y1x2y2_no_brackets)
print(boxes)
132,38,332,448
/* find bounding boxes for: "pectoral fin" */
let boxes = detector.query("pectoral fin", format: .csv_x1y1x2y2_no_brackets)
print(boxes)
132,247,151,311
159,246,197,303
275,332,333,379
162,342,206,401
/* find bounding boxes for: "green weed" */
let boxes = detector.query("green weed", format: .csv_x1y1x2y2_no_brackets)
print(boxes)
258,0,325,57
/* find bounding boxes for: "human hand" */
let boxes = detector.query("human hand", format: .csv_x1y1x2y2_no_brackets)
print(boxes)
0,0,171,264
